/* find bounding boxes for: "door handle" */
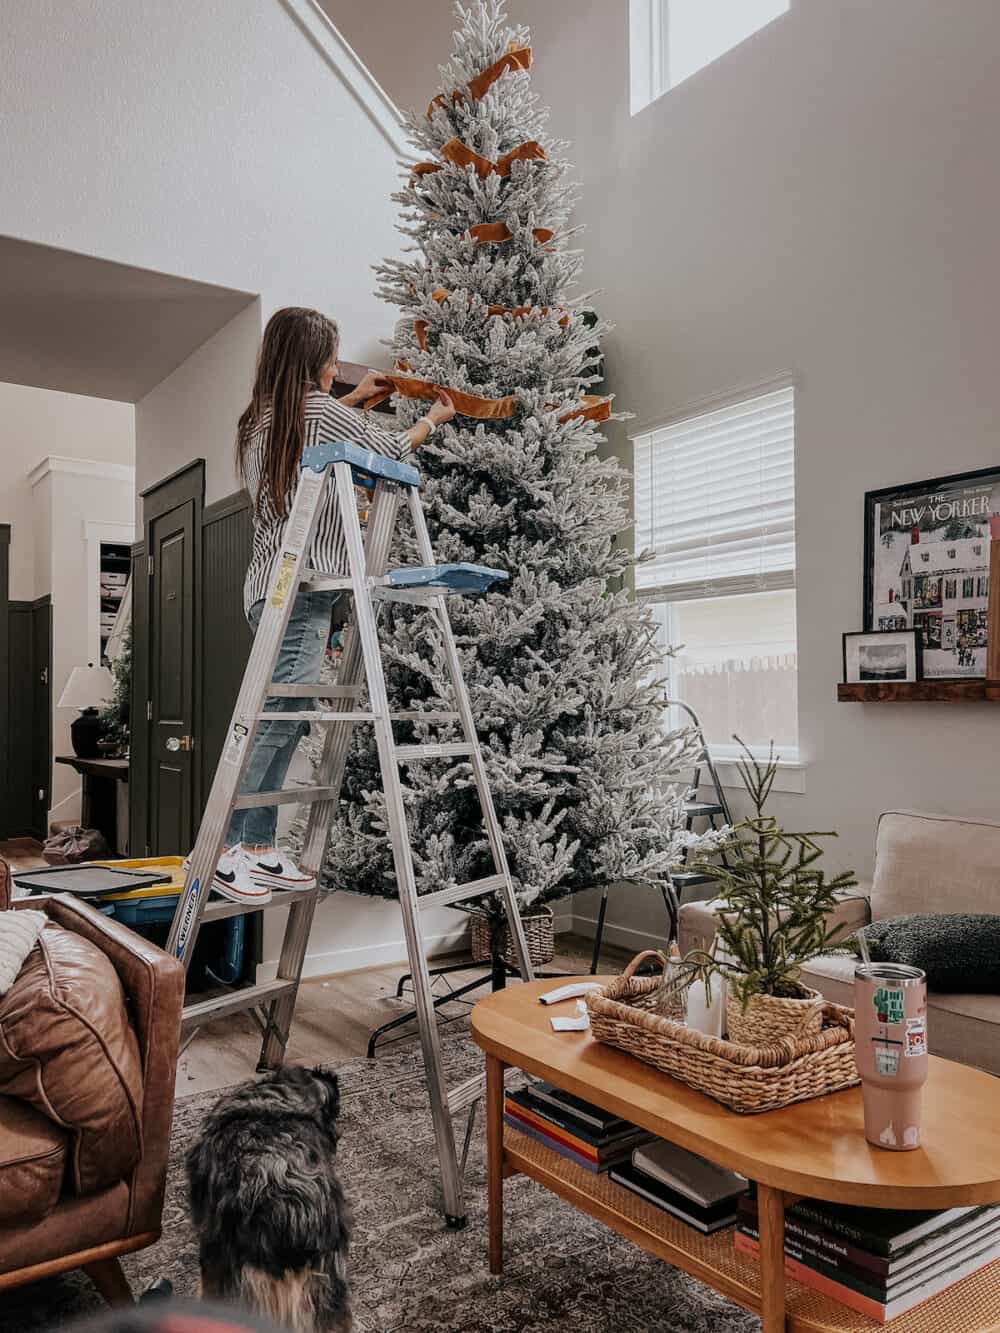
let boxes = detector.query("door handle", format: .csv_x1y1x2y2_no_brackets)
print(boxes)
165,734,194,752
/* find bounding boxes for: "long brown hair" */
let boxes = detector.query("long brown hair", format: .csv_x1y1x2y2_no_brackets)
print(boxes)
236,307,339,518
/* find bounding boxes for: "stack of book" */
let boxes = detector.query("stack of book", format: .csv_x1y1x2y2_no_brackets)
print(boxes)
610,1140,748,1234
737,1191,1000,1323
503,1082,652,1173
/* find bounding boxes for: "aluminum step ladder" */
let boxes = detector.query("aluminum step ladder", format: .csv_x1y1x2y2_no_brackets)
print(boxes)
664,698,733,915
165,439,535,1226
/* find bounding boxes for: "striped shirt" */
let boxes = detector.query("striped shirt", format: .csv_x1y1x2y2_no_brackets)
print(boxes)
242,389,412,615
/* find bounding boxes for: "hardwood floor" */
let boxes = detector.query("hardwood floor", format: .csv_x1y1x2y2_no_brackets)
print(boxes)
0,838,47,872
0,835,633,1098
177,935,632,1098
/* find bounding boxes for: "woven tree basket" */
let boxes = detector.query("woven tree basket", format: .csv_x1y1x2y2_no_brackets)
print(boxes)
725,982,826,1046
470,905,555,968
586,951,859,1114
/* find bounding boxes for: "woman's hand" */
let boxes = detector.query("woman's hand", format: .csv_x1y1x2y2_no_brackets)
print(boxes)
426,389,456,426
340,370,390,407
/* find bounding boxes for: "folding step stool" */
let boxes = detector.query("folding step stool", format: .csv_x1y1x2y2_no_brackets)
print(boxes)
587,698,733,969
165,440,535,1225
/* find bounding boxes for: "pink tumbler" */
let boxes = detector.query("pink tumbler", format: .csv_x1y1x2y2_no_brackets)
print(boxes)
854,963,928,1151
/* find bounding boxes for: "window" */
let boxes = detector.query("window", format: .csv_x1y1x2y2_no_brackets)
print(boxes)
630,0,790,114
633,384,797,759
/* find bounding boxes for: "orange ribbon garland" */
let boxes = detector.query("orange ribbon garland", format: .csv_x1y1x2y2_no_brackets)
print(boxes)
364,371,519,420
414,293,570,351
414,138,546,182
427,44,532,119
363,368,612,427
468,222,554,245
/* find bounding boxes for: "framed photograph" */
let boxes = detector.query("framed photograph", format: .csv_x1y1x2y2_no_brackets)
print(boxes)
863,467,1000,679
843,630,921,684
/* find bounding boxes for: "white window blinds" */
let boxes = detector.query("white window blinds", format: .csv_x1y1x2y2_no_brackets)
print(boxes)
633,385,795,602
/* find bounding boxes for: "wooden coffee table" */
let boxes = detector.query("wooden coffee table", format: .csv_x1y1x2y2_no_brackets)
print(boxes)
471,979,1000,1332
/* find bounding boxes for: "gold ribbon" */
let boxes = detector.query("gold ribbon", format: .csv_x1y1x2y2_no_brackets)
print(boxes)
469,221,554,245
414,294,569,351
363,369,519,420
427,44,532,119
364,369,612,427
412,138,545,183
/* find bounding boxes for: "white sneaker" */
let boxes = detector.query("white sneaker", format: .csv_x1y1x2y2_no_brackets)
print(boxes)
182,846,272,905
240,847,316,894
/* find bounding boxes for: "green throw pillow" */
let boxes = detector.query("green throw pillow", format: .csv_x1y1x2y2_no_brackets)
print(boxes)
861,914,1000,993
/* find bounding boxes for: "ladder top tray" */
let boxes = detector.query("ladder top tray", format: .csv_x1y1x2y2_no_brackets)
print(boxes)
387,563,509,594
302,440,422,489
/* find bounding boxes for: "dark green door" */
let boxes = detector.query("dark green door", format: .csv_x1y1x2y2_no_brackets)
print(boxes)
31,598,52,839
149,499,196,853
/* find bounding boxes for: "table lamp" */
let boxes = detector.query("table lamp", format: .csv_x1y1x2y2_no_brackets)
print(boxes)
57,663,115,758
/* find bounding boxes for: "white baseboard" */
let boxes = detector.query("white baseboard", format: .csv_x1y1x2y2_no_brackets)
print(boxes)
258,906,575,982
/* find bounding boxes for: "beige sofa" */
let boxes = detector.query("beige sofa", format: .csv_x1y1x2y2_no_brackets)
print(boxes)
678,810,1000,1076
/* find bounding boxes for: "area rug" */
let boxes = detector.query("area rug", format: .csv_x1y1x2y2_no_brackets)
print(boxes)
2,1025,758,1332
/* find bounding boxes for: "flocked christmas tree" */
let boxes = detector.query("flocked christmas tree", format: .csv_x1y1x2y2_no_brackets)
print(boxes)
297,0,723,926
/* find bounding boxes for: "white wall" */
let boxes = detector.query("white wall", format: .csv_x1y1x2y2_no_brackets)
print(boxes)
0,383,134,600
1,0,407,480
329,0,1000,952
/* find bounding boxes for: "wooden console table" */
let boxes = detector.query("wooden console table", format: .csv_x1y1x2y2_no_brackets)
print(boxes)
54,756,129,855
471,979,1000,1332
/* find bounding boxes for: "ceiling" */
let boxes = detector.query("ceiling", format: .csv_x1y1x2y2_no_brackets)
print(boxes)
0,236,255,402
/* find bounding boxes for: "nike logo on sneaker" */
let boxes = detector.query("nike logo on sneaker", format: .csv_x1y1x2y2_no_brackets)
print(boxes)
257,861,283,874
215,869,237,884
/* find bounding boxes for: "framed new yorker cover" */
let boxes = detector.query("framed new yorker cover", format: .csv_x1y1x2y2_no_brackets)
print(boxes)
863,466,1000,679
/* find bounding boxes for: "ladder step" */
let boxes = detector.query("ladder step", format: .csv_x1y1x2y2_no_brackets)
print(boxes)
254,711,376,723
268,684,361,699
299,570,353,592
202,888,318,923
683,800,725,818
670,869,718,888
233,785,339,809
419,873,507,912
396,742,473,762
390,710,461,723
447,1071,486,1116
181,978,297,1030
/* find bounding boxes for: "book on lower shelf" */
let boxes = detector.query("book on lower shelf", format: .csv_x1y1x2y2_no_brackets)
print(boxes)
610,1139,748,1235
504,1084,653,1173
736,1191,1000,1324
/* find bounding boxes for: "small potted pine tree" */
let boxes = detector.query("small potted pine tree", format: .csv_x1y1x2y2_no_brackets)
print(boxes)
689,739,857,1046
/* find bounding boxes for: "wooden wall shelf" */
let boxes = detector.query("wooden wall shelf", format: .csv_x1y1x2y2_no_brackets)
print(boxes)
837,681,1000,702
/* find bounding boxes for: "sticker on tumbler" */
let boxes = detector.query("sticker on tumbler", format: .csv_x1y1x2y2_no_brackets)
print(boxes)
873,986,905,1025
271,551,297,608
905,1016,927,1058
222,721,249,768
874,1042,900,1077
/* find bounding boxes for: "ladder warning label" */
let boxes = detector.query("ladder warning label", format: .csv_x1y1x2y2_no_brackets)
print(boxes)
270,552,297,608
175,877,200,958
222,722,249,767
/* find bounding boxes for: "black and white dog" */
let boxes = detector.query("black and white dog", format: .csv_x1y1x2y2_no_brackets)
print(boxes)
186,1065,351,1333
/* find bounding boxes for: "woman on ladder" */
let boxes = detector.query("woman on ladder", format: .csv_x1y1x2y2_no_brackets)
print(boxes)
195,306,454,905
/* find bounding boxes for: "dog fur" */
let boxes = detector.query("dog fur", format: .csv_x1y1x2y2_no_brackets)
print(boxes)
186,1065,351,1333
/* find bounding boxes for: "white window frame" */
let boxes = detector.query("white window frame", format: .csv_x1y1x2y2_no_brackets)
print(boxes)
630,0,791,115
633,378,802,780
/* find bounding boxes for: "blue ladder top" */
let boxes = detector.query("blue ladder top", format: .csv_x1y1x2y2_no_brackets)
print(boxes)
387,563,509,595
302,441,421,489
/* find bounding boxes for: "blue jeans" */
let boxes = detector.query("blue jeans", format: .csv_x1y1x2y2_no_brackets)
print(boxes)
226,589,341,848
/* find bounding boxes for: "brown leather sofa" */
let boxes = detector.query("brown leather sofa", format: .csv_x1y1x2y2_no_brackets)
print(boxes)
0,857,185,1303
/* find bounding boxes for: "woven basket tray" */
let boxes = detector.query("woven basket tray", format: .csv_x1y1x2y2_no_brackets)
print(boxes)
586,951,860,1115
